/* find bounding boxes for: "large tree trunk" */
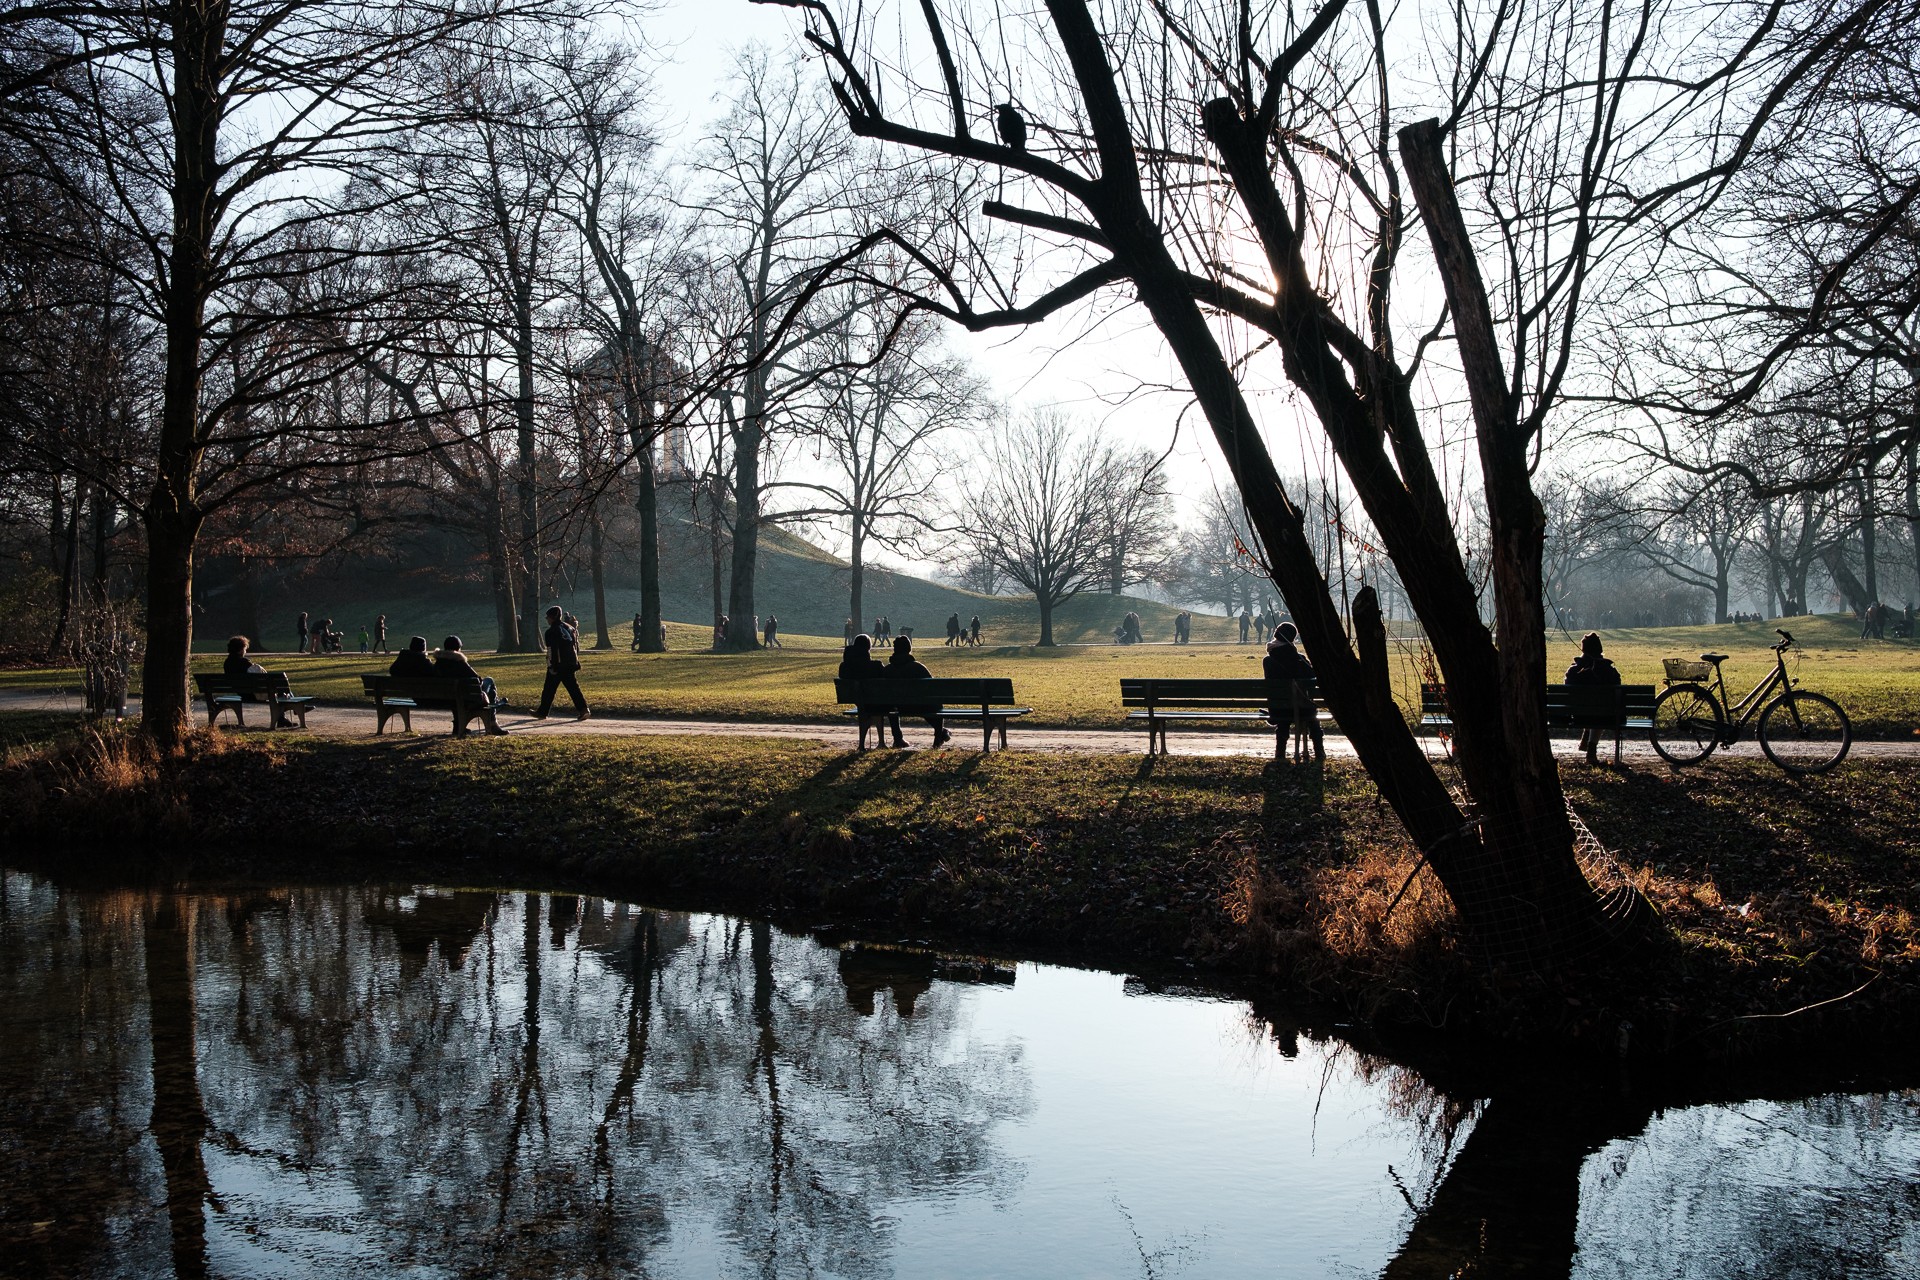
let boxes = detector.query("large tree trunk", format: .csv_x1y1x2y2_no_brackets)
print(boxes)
726,386,764,651
634,450,664,651
513,297,543,653
91,480,113,599
1035,593,1055,647
848,515,866,639
487,489,520,651
141,0,221,750
587,504,611,649
1821,545,1873,617
51,479,80,656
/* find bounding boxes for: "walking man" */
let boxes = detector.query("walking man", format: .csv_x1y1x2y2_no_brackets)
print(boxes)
534,605,590,721
296,611,309,655
374,614,388,654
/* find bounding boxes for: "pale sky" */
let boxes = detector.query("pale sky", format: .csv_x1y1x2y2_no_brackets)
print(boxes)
637,0,1299,542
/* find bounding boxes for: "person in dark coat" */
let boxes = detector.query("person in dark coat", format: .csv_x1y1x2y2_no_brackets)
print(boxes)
431,636,507,735
535,605,589,720
224,634,264,678
838,633,904,748
1564,632,1621,764
1264,623,1322,762
296,611,309,654
389,635,435,678
886,635,950,747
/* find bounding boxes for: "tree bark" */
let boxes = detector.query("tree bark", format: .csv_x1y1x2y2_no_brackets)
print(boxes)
487,488,520,651
848,514,866,638
1036,593,1055,647
513,287,543,653
727,388,764,651
633,449,664,651
587,503,611,649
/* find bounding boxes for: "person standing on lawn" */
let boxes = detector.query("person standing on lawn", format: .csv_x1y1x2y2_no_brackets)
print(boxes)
534,605,590,720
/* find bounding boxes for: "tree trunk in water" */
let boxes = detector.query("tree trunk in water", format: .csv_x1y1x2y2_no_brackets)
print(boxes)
587,504,611,649
144,896,210,1280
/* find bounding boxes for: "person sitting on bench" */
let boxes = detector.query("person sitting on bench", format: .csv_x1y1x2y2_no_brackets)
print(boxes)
431,636,508,735
224,634,298,727
887,635,951,747
389,635,435,679
1264,623,1323,762
838,633,904,748
1564,631,1621,764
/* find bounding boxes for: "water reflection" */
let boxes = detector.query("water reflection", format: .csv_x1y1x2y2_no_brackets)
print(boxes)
0,870,1916,1278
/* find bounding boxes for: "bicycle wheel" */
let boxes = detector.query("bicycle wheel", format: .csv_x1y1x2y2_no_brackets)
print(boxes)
1758,691,1851,775
1651,685,1724,765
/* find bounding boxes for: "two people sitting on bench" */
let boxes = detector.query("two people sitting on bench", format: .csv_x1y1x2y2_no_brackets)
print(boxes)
1564,631,1621,764
1264,623,1323,762
837,633,951,748
426,635,508,735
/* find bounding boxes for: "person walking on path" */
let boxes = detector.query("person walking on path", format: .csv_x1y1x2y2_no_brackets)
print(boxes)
1239,607,1252,644
946,613,962,646
764,615,781,648
886,635,950,747
296,611,309,655
357,625,370,654
845,618,855,644
534,605,590,721
1564,631,1621,764
374,615,388,653
839,632,905,748
969,615,981,646
631,612,644,652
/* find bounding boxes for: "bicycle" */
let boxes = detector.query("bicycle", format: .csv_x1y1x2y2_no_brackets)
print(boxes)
1649,629,1852,774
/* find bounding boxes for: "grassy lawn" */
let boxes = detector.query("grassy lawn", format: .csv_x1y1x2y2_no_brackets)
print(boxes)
5,612,1915,735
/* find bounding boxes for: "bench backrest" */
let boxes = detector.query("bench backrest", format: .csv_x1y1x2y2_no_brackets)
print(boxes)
196,671,292,696
362,673,483,702
1420,682,1448,713
1543,682,1659,726
1120,677,1313,708
834,677,1016,707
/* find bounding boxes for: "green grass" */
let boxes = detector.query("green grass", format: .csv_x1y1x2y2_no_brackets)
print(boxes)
7,612,1915,735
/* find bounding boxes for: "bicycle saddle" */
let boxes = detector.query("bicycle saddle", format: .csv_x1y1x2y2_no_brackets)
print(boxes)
1699,652,1729,663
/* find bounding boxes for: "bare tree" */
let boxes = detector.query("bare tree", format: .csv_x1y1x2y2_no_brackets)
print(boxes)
961,409,1109,647
11,0,589,743
758,0,1827,961
777,282,988,628
1089,446,1174,596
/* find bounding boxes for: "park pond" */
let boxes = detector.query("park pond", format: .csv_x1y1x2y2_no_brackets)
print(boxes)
2,869,1918,1278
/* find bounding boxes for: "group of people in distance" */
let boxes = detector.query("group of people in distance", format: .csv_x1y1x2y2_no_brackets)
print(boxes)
296,611,388,656
944,613,983,646
838,632,952,748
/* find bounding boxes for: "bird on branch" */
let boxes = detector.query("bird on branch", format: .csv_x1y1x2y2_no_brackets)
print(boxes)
995,103,1027,153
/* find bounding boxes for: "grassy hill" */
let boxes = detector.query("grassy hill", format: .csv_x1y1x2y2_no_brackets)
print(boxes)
213,517,1248,653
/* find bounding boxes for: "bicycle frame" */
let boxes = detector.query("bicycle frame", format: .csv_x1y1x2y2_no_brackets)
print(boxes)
1695,645,1793,740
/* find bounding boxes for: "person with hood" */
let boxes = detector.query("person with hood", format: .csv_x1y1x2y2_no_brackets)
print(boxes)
886,635,950,747
1264,622,1322,763
388,635,435,678
838,633,904,748
1564,632,1621,764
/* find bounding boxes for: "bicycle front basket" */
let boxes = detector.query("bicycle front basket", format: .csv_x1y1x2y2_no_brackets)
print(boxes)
1663,657,1710,682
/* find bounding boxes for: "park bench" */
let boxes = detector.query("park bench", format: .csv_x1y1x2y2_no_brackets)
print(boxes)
194,672,314,730
1119,677,1328,759
1415,682,1656,761
1546,683,1658,764
361,674,507,737
833,677,1031,752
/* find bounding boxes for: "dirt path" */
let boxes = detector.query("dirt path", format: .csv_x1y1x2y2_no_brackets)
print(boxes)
7,687,1917,762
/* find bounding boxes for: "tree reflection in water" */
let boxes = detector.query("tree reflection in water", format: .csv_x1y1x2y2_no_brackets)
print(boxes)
189,886,1033,1276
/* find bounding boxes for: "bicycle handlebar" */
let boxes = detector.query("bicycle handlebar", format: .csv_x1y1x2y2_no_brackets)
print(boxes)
1775,628,1794,651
